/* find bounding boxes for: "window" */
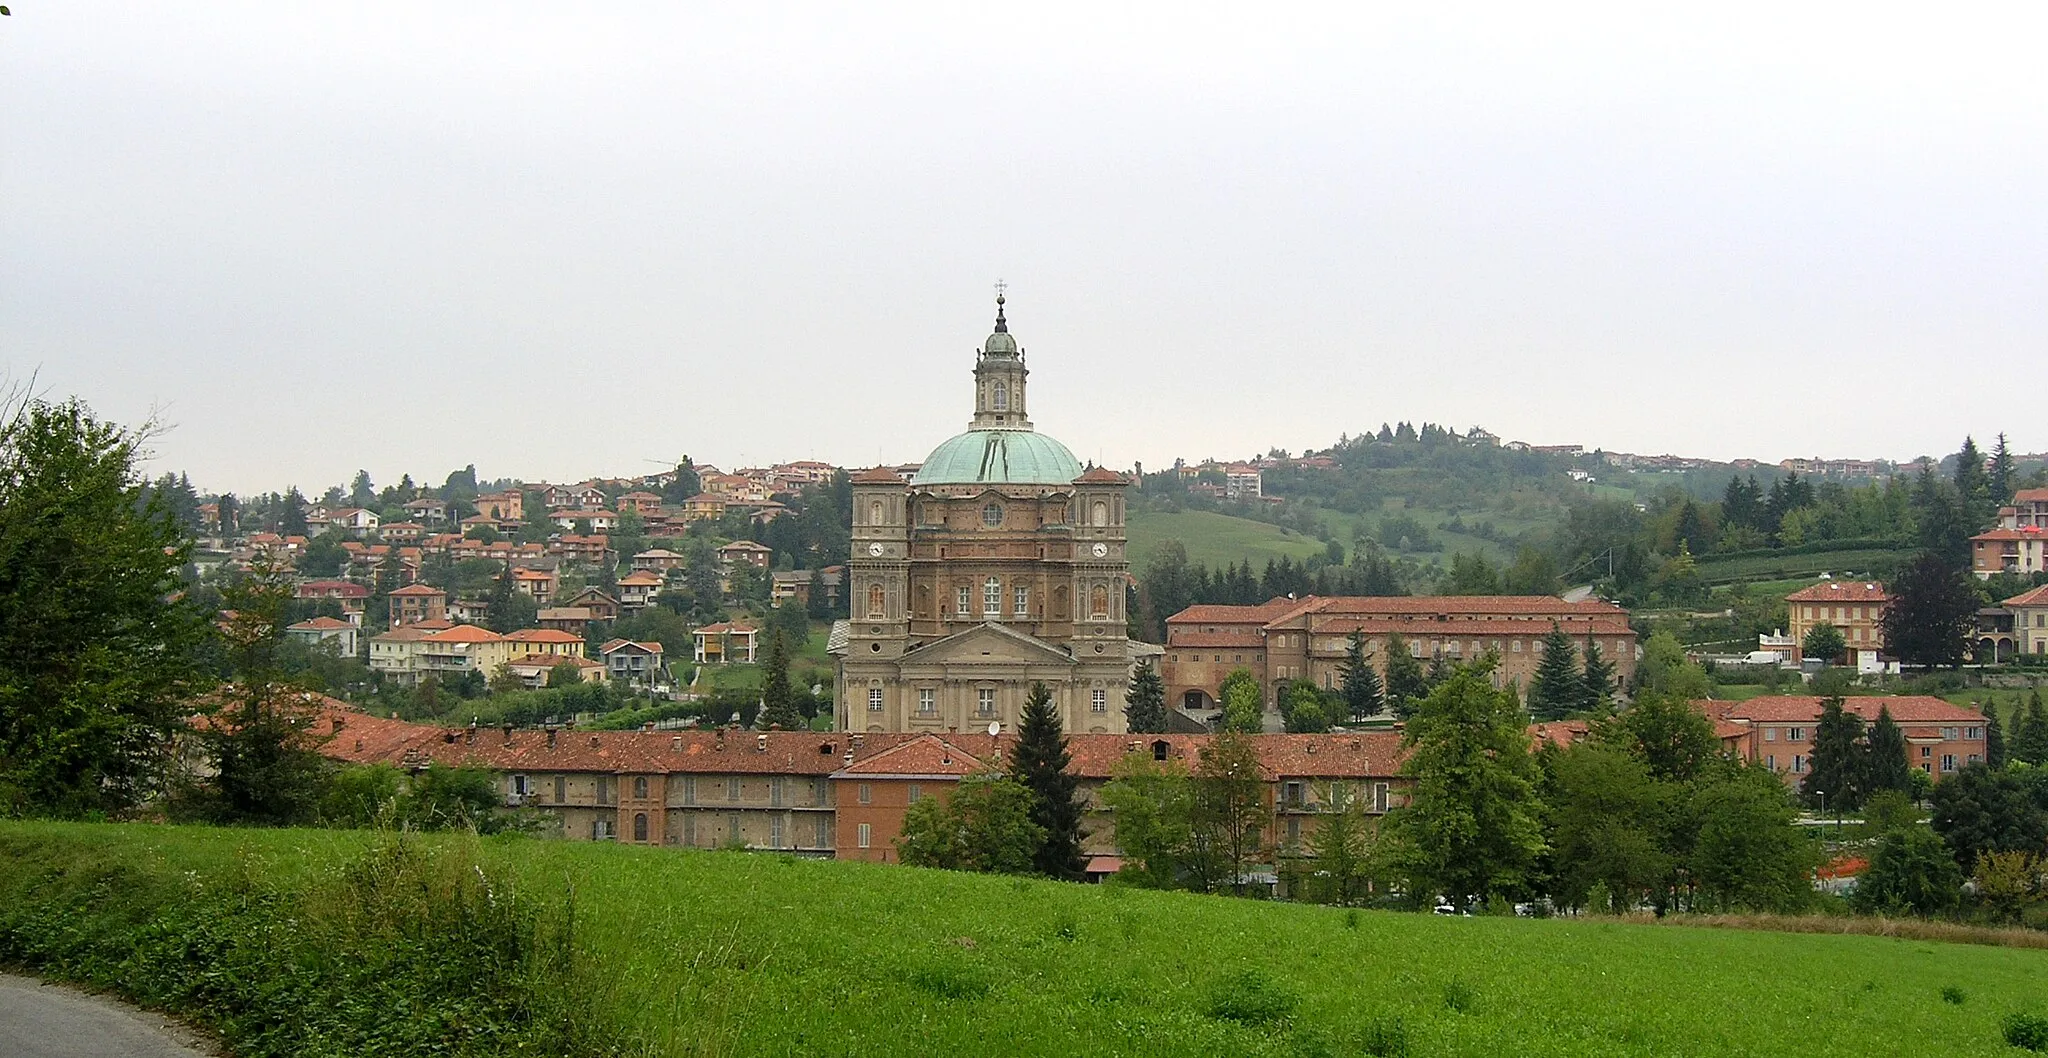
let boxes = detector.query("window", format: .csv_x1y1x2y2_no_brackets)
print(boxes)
1787,728,1805,742
918,688,937,715
1014,585,1030,616
682,776,696,805
512,774,528,797
858,782,872,805
978,688,997,717
1152,740,1170,761
868,687,883,712
956,586,971,616
1286,817,1301,844
683,814,697,846
632,813,648,842
908,784,923,804
1092,500,1108,526
1282,781,1304,807
727,776,741,802
554,775,566,803
867,584,885,618
815,816,831,848
1792,755,1805,774
727,813,741,842
982,502,1003,527
1092,689,1108,713
1372,783,1389,814
1942,754,1958,773
868,500,883,525
1090,585,1109,620
1922,746,1932,758
593,819,615,841
1764,728,1777,742
1765,754,1776,771
857,822,872,849
992,381,1008,410
632,776,648,799
985,577,1002,616
770,815,785,848
1941,727,1959,741
597,777,615,805
1969,726,1983,740
771,777,785,807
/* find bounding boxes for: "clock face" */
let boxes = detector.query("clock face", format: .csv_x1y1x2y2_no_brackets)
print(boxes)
868,542,885,557
1091,542,1109,558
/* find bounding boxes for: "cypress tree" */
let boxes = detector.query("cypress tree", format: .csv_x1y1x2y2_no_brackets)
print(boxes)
1985,702,2007,769
1338,630,1385,721
1578,637,1616,715
1528,624,1580,721
1012,682,1084,880
758,630,802,730
2013,691,2048,766
1865,705,1912,796
1124,660,1167,734
1802,697,1868,811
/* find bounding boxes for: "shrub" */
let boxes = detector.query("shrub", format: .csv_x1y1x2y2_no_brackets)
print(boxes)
2005,1012,2048,1051
1206,968,1297,1025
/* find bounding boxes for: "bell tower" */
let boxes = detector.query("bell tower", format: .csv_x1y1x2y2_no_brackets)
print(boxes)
970,289,1030,431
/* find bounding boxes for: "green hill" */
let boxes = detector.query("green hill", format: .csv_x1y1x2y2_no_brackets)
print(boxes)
5,822,2046,1057
1127,509,1331,571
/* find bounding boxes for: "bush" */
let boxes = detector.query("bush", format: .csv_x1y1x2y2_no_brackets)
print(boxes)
1206,968,1298,1025
2006,1012,2048,1051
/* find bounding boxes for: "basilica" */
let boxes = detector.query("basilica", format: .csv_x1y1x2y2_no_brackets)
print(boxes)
829,297,1137,735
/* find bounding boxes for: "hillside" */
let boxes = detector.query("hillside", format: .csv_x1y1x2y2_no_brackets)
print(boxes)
5,823,2046,1057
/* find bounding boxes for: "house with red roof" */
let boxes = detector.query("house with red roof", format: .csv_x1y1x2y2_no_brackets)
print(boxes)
1697,696,1989,785
1972,488,2048,578
2005,584,2048,657
286,615,359,657
388,583,447,627
1785,581,1890,669
601,638,667,686
693,622,758,664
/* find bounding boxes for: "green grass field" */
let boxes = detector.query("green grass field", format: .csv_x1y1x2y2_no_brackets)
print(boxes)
1127,510,1330,571
6,822,2048,1057
1695,549,1900,586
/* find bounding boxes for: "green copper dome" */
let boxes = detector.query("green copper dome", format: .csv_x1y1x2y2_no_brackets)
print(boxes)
912,429,1084,486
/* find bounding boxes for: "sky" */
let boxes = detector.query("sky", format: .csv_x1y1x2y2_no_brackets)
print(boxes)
3,4,2045,496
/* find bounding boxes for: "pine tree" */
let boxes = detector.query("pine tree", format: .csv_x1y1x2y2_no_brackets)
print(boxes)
1338,631,1385,721
1124,659,1167,733
1383,632,1428,720
1527,624,1580,721
1865,706,1912,797
1985,702,2007,769
1578,638,1616,715
1012,682,1084,880
1988,433,2017,506
1954,435,1988,506
758,630,802,730
1802,698,1868,811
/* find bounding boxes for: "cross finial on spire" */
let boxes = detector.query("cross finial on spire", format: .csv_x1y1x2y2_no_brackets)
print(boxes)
993,278,1008,332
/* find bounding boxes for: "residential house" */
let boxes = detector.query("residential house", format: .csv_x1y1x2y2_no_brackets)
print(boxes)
475,490,525,522
388,583,448,627
1699,696,1989,784
295,580,370,624
617,491,664,515
380,521,425,544
1785,581,1889,667
561,587,622,623
403,497,448,524
1971,488,2048,578
544,484,608,510
368,624,443,684
504,627,587,659
504,654,606,688
551,534,611,564
2006,585,2048,657
553,509,619,533
717,540,773,570
632,548,686,573
679,493,727,521
327,508,381,537
618,570,663,610
287,616,360,657
601,639,667,685
1223,464,1263,500
694,622,758,664
418,625,519,683
511,567,558,605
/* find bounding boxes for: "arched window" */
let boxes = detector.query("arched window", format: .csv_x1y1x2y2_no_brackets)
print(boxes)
984,577,1002,616
1090,584,1110,619
1092,500,1108,526
869,500,883,525
867,584,885,618
993,381,1008,410
982,502,1003,527
632,776,648,799
632,813,648,843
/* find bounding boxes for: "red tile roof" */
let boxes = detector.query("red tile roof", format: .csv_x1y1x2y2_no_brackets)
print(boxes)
618,570,663,585
424,624,505,644
1075,467,1126,484
2004,585,2048,608
1704,695,1984,724
1785,582,1888,603
504,628,583,643
288,616,354,631
389,584,445,597
835,735,990,777
2015,488,2048,504
850,467,905,485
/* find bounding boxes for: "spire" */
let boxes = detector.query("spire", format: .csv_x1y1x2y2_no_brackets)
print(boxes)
993,279,1008,333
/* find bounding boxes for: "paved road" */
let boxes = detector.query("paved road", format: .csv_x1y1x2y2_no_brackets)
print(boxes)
0,975,218,1058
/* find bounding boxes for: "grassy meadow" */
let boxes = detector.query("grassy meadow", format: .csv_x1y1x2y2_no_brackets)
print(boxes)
5,822,2048,1057
1126,509,1330,571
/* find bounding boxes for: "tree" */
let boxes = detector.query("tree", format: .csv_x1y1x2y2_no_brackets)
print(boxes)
349,469,375,508
1636,630,1711,700
1382,633,1429,720
1191,731,1270,895
1802,697,1867,811
1852,825,1961,917
1527,624,1580,722
1541,744,1669,913
758,631,802,730
1218,668,1263,734
1124,659,1167,733
2012,692,2048,766
1297,784,1379,905
1881,551,1979,669
1985,702,2008,769
1593,691,1720,784
484,563,535,633
1801,622,1847,666
1988,433,2017,506
1686,763,1816,912
1864,706,1913,798
279,486,309,536
1099,751,1193,888
896,774,1045,875
547,658,587,688
1929,763,2048,871
1971,849,2042,924
1337,631,1385,721
0,397,209,816
1954,435,1989,516
1577,638,1616,715
1012,681,1084,880
1281,680,1331,733
1387,663,1545,910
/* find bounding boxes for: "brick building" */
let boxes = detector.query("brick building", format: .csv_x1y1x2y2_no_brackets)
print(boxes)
1971,488,2048,578
1784,581,1888,666
1698,696,1990,784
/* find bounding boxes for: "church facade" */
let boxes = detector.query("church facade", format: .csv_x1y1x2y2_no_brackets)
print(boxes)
830,297,1135,735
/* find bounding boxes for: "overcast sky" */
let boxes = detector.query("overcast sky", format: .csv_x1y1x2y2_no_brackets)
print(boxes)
4,4,2044,495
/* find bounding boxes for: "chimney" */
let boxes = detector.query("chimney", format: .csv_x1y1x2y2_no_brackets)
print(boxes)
714,730,727,752
331,717,346,734
643,722,656,733
672,736,683,751
502,723,514,743
843,751,854,766
588,735,600,748
756,733,768,753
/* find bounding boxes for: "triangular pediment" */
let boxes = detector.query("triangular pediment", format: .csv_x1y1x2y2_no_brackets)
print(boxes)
902,622,1076,667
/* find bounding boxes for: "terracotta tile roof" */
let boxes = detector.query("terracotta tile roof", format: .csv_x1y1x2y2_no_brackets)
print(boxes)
600,638,663,655
618,570,663,585
2004,585,2048,608
695,622,758,635
1168,630,1267,649
1785,582,1888,603
1529,720,1590,748
1974,528,2048,541
504,628,584,643
835,735,991,777
371,626,439,643
1299,595,1628,618
1314,616,1634,637
1704,695,1985,724
389,584,445,596
1168,598,1307,625
718,541,773,552
506,653,602,668
296,580,370,598
537,607,593,620
1075,467,1126,484
850,467,904,485
424,624,505,644
2015,488,2048,504
288,616,354,631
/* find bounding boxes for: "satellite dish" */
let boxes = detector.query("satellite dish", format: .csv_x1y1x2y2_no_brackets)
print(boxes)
987,721,1001,737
